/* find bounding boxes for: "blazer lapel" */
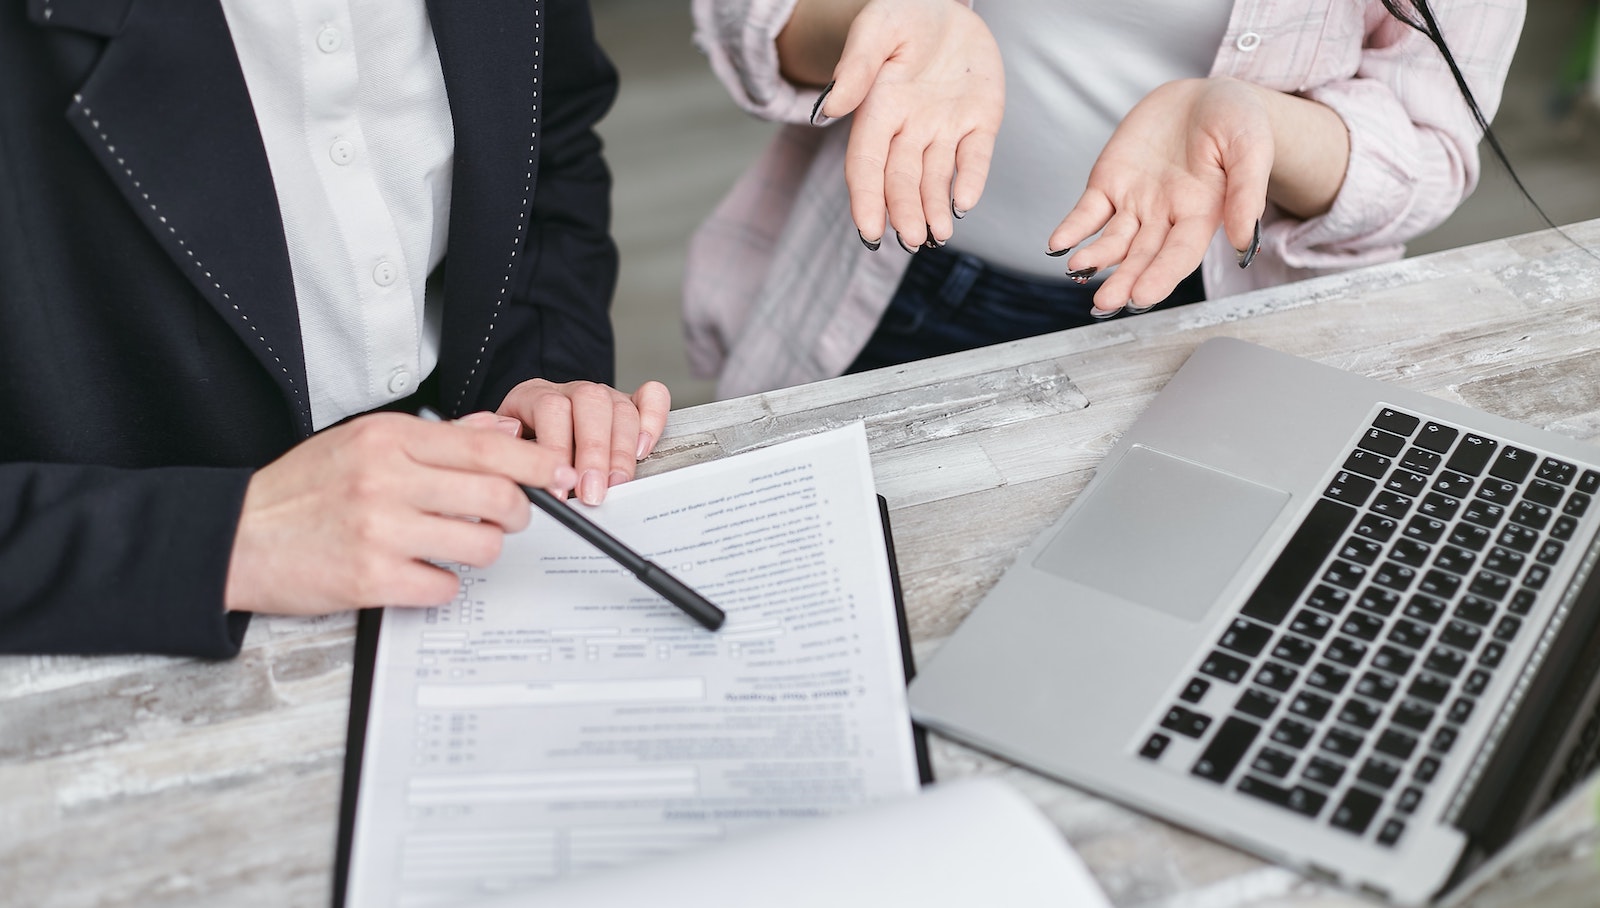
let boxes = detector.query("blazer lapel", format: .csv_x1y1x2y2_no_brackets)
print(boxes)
44,0,314,435
426,0,542,415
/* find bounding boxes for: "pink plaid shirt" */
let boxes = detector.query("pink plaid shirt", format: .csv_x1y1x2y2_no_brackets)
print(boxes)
684,0,1526,399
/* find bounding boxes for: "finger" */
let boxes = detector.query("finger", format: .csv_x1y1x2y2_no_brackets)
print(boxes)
631,381,671,459
401,420,574,494
1129,217,1215,307
565,384,617,506
605,397,642,487
843,105,893,244
1222,144,1273,256
883,130,928,249
365,560,462,609
1048,189,1114,257
1095,219,1171,312
524,390,575,466
1073,209,1141,272
408,515,508,571
921,136,957,242
407,468,531,533
821,5,897,119
950,126,995,216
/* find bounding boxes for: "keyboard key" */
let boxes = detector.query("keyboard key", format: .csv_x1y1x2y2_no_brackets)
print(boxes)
1270,718,1316,750
1525,480,1564,507
1439,619,1483,653
1493,615,1521,642
1251,746,1296,779
1359,756,1402,790
1396,786,1424,814
1418,569,1461,599
1191,715,1261,782
1463,669,1491,696
1579,470,1600,494
1331,787,1383,834
1401,448,1444,476
1447,697,1475,725
1418,492,1460,521
1507,589,1537,616
1236,687,1281,720
1376,729,1420,760
1307,584,1352,614
1238,775,1328,818
1414,755,1442,783
1271,635,1317,666
1326,471,1378,507
1344,449,1392,479
1372,491,1414,518
1377,818,1407,847
1340,611,1385,642
1140,733,1171,759
1469,571,1512,600
1536,540,1565,565
1404,594,1446,624
1241,499,1356,625
1290,691,1334,722
1306,662,1351,695
1337,698,1381,729
1409,672,1452,704
1355,513,1399,542
1432,470,1476,499
1448,523,1492,552
1181,677,1211,703
1551,515,1579,541
1385,470,1428,498
1326,636,1369,667
1219,619,1274,657
1355,671,1400,703
1431,726,1458,754
1454,595,1497,626
1255,662,1299,692
1480,641,1507,668
1289,609,1334,640
1414,422,1458,453
1523,564,1551,590
1434,545,1476,575
1482,546,1526,577
1496,525,1539,554
1461,499,1506,528
1373,409,1420,437
1373,562,1417,592
1304,756,1347,788
1393,700,1436,733
1476,478,1519,506
1403,516,1446,545
1339,537,1384,565
1323,560,1368,589
1161,705,1214,738
1371,646,1415,677
1360,428,1407,458
1537,458,1576,485
1356,588,1401,617
1445,435,1497,475
1200,650,1251,684
1511,501,1553,531
1320,726,1365,759
1388,619,1433,650
1564,492,1591,518
1489,446,1535,483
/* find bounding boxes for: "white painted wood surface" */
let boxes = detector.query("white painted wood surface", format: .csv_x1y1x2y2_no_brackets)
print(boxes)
6,222,1600,907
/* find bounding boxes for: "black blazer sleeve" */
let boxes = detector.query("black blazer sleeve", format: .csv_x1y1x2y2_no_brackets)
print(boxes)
475,0,620,409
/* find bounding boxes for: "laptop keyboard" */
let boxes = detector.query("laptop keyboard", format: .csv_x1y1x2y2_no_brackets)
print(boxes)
1137,405,1599,848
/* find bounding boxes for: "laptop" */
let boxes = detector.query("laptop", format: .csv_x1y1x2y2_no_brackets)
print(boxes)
907,337,1600,905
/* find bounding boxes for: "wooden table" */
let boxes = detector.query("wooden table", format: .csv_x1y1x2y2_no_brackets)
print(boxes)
6,221,1600,907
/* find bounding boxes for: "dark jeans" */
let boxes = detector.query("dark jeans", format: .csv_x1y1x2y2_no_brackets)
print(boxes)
846,246,1206,374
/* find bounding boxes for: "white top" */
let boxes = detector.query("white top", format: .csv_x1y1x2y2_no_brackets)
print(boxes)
219,0,454,429
945,0,1232,278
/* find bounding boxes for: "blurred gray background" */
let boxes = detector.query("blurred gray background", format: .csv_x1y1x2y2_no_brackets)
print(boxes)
592,0,1600,408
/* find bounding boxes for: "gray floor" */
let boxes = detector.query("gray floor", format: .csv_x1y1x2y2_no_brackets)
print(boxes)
592,1,1600,409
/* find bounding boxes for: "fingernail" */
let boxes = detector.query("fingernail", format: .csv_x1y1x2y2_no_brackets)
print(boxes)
1237,219,1261,269
1066,267,1098,284
1089,305,1123,320
636,431,653,460
1046,246,1072,258
454,411,497,428
495,415,524,437
608,470,629,488
809,80,835,126
552,465,578,491
922,224,944,249
858,230,881,252
896,233,919,255
1125,301,1156,315
579,469,605,506
951,200,967,219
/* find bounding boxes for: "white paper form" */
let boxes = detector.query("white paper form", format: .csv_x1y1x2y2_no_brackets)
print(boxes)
345,424,921,908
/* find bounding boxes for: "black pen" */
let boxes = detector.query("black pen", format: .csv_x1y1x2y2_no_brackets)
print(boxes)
419,408,725,631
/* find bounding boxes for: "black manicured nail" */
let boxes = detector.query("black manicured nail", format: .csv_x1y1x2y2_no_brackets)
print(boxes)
923,223,944,249
1065,267,1098,284
896,233,919,255
1089,305,1122,320
810,80,835,126
1046,246,1072,257
951,201,967,219
1125,301,1156,314
1237,219,1261,269
858,230,881,252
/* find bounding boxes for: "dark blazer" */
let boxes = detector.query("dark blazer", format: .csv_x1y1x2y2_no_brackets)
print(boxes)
0,0,619,656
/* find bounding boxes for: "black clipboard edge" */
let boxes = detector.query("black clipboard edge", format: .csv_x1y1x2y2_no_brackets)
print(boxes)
330,495,929,905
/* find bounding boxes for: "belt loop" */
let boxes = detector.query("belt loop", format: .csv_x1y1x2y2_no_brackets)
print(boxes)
936,252,983,311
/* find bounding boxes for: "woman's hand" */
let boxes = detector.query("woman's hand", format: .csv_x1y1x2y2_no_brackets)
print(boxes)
1049,77,1349,316
495,379,672,506
795,0,1003,251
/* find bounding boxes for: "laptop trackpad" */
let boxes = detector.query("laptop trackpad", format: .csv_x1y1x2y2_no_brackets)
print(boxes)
1034,445,1290,622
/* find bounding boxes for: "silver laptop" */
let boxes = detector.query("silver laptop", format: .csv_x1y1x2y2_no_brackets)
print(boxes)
908,337,1600,905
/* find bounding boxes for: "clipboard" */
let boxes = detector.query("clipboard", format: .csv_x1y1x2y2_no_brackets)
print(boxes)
333,494,931,906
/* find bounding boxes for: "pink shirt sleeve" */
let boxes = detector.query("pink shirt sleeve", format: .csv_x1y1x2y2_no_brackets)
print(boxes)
691,0,817,124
